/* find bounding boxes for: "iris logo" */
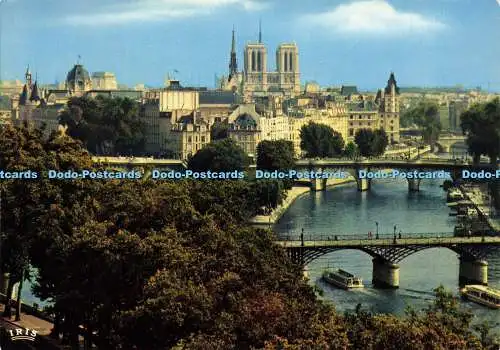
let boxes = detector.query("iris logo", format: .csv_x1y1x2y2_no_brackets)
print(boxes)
7,328,37,342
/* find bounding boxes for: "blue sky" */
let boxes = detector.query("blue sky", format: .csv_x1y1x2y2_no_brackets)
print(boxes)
1,0,499,91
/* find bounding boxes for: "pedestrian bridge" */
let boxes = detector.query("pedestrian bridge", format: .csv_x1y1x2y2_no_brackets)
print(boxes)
275,233,500,289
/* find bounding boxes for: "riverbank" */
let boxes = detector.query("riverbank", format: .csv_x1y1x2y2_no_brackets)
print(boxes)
248,177,355,227
459,185,500,232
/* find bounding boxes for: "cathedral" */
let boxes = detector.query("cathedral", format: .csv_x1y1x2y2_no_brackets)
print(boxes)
221,25,301,98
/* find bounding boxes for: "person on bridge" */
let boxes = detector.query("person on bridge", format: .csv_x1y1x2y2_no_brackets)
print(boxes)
368,231,372,239
398,231,402,239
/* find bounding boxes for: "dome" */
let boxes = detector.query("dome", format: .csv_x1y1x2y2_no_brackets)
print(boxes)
66,64,91,91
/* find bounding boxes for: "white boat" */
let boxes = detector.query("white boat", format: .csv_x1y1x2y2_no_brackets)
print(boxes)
460,285,500,309
447,188,464,201
322,269,363,289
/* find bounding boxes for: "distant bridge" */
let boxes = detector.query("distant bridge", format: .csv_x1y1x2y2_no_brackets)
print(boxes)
92,156,185,169
436,135,467,153
294,156,496,191
276,233,500,288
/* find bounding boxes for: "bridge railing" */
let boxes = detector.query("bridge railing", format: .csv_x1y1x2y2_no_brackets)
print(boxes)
277,232,454,242
275,234,500,248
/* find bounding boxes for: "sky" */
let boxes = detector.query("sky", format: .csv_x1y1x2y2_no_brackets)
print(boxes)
0,0,499,91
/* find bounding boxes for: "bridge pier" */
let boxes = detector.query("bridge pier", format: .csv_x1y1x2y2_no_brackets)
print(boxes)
311,177,327,191
407,178,421,192
357,178,371,191
372,258,400,289
351,167,371,191
459,258,488,285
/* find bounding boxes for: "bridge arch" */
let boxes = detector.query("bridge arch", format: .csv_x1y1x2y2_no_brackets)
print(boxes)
295,244,498,266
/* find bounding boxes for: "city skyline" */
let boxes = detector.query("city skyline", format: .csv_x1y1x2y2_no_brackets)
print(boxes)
0,0,499,91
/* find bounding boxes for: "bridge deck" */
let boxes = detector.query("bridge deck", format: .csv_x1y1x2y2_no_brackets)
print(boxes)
275,236,500,248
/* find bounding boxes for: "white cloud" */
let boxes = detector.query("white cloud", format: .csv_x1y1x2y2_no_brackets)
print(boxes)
64,0,269,26
302,0,445,36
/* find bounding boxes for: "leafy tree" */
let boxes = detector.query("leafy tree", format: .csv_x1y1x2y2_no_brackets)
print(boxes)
461,98,500,164
188,138,249,172
343,141,359,158
210,121,229,140
257,140,295,171
373,128,389,156
402,100,442,147
59,95,146,155
354,128,389,157
300,122,344,158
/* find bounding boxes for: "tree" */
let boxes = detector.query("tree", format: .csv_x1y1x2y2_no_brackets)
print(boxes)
373,128,389,156
59,95,146,155
300,122,344,158
210,121,229,140
402,100,442,147
343,142,359,158
257,140,295,171
188,138,249,172
354,128,389,157
461,98,500,164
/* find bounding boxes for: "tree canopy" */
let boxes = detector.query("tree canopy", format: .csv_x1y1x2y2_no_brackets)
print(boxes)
460,98,500,164
401,100,442,145
0,124,496,349
354,128,389,157
300,122,345,158
257,140,295,171
58,95,146,156
188,138,249,172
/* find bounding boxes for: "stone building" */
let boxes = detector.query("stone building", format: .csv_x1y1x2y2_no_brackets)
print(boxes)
141,81,210,158
220,25,300,98
91,72,118,90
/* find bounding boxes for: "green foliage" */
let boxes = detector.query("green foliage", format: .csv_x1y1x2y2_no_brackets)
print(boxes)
0,125,491,349
300,122,344,158
210,121,229,140
257,140,295,171
343,141,359,158
461,98,500,164
59,95,146,155
188,138,249,172
402,100,442,145
354,128,388,157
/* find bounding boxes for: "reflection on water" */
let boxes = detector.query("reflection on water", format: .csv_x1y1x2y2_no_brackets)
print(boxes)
274,177,499,328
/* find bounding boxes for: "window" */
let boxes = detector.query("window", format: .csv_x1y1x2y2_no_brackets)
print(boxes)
349,129,354,136
350,115,353,119
188,136,192,143
201,136,205,143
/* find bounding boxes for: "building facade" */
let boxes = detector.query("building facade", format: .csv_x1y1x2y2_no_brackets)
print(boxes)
221,27,300,98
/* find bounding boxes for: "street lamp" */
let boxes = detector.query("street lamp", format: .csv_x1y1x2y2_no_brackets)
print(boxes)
375,221,379,239
393,224,397,243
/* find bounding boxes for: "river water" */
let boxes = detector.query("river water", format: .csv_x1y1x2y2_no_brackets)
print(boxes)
274,177,500,330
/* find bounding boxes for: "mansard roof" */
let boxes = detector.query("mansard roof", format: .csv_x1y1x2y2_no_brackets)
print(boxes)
341,85,358,96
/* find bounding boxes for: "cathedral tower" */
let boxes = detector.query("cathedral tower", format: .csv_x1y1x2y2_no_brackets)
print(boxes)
276,43,300,94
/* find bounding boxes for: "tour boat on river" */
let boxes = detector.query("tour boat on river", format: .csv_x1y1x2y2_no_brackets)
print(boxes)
322,269,363,289
447,188,464,201
460,285,500,309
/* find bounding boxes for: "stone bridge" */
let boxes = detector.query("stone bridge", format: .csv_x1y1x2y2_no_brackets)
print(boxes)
436,135,467,153
276,234,500,288
294,156,496,192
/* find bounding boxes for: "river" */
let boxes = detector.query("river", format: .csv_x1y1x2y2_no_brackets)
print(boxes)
273,176,500,330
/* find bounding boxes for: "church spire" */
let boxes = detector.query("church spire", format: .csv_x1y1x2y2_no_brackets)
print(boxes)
25,65,32,87
258,19,262,43
229,26,238,80
231,25,236,54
